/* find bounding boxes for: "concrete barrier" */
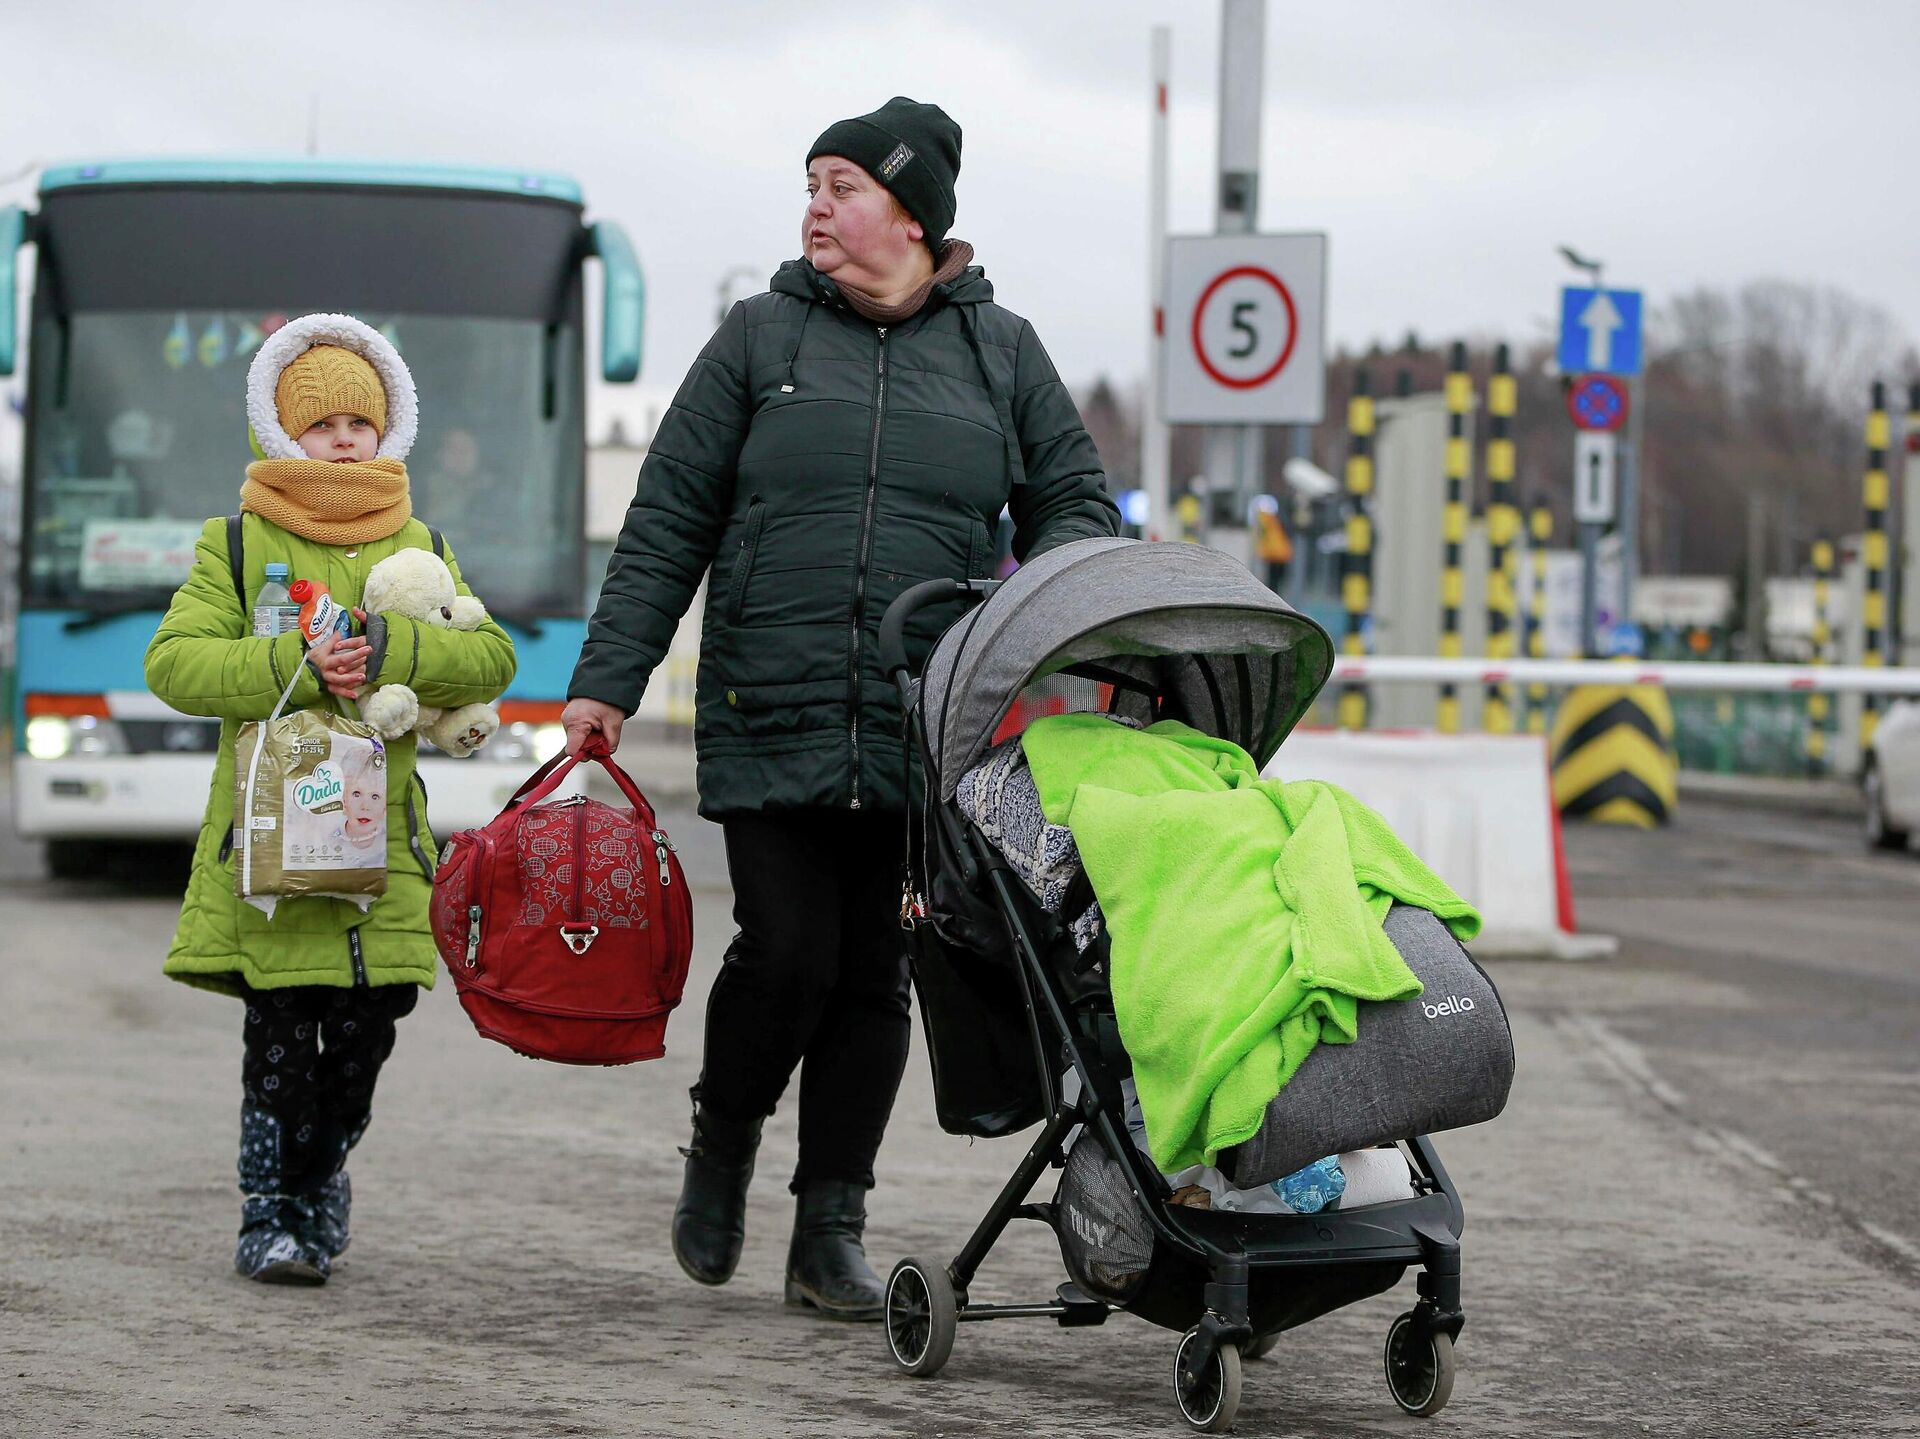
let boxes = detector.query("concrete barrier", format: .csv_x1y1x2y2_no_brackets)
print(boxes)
1269,730,1615,960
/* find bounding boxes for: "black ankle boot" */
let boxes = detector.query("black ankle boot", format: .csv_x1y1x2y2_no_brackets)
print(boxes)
671,1106,763,1286
784,1181,884,1321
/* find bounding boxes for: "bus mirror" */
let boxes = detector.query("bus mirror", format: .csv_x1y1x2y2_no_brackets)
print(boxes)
589,220,644,384
1,205,26,378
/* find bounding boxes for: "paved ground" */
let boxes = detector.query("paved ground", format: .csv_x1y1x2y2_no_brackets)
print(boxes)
4,766,1919,1438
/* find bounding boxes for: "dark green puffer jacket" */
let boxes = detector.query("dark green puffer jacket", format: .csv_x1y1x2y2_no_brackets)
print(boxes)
571,256,1119,817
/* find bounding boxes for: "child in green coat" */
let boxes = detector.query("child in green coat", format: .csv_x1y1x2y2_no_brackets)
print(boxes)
146,313,516,1284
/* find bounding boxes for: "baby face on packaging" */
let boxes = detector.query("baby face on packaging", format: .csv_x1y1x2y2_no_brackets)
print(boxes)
298,412,378,463
342,764,385,849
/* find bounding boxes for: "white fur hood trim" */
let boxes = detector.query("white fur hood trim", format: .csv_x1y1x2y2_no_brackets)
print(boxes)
245,312,419,462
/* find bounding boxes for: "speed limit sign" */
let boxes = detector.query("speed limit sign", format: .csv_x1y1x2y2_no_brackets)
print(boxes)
1163,233,1327,425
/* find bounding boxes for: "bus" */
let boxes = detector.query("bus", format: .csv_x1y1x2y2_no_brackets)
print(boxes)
3,158,644,874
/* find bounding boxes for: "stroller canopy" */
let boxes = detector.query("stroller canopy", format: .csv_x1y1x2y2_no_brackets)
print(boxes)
921,537,1335,799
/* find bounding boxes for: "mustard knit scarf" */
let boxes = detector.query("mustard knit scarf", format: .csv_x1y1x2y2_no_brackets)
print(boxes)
241,458,412,544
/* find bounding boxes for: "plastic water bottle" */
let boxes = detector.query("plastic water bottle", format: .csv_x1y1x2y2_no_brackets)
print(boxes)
1271,1155,1347,1214
251,563,298,637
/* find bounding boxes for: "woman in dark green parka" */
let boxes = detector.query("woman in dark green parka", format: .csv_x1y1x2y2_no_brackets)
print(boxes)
563,98,1119,1319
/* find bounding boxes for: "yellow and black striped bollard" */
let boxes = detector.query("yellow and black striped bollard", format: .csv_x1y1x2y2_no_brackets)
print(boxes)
1338,369,1375,730
1808,536,1833,773
1438,343,1471,734
1861,382,1889,753
1550,681,1679,827
1484,344,1519,733
1526,495,1553,734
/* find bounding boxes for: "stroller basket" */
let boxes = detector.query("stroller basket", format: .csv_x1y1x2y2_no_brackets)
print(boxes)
874,539,1501,1431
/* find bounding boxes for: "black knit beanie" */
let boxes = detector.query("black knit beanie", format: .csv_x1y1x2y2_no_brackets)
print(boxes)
807,97,962,248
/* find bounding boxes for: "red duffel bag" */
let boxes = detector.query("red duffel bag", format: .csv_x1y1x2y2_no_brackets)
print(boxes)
430,745,692,1064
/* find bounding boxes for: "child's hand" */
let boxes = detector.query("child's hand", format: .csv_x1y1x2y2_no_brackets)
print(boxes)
308,631,371,700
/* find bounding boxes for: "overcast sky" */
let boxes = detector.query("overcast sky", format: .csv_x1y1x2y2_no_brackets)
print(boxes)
7,0,1919,437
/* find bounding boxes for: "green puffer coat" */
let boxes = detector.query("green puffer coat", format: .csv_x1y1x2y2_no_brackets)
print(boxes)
146,512,517,997
570,256,1120,817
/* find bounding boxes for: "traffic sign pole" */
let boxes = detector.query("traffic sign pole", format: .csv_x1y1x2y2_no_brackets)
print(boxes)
1201,0,1266,565
1141,25,1172,541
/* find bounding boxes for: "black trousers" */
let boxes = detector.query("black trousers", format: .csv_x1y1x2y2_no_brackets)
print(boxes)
238,982,418,1196
696,809,913,1192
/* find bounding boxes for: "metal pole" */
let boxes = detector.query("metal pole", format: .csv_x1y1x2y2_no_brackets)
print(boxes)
1862,380,1891,754
1579,519,1600,659
1809,534,1833,774
1620,373,1642,630
1484,343,1518,731
1208,0,1266,546
1142,26,1172,541
1527,494,1554,733
1438,342,1472,734
1339,367,1375,730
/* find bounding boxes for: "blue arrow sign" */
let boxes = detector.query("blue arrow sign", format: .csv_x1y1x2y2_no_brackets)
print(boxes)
1558,286,1643,376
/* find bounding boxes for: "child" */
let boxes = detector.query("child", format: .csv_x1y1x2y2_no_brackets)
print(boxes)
146,313,516,1284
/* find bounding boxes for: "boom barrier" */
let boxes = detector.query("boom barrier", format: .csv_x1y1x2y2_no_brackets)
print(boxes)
1329,657,1920,697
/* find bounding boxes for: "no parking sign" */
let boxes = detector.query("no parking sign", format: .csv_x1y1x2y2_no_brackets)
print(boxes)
1163,233,1327,425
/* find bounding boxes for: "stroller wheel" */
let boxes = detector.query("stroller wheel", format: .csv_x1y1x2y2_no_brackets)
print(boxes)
884,1257,957,1378
1384,1311,1456,1417
1242,1331,1280,1361
1173,1327,1242,1433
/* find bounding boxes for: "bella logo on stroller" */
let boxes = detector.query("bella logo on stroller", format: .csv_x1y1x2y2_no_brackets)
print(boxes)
1421,995,1478,1020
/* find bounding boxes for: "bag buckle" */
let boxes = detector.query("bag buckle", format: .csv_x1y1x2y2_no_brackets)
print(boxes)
560,924,600,955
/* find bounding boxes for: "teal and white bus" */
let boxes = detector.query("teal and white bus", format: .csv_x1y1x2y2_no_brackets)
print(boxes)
3,158,644,872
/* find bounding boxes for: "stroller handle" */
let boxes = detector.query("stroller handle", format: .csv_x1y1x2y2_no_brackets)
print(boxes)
879,577,999,678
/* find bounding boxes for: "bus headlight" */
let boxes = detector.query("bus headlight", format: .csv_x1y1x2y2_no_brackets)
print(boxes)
533,724,568,762
480,720,568,764
24,714,128,759
25,716,73,759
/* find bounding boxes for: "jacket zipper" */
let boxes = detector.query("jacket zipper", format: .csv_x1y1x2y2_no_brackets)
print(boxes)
348,927,367,987
848,326,888,809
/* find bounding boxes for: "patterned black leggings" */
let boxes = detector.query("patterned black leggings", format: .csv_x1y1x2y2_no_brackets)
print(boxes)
239,983,418,1195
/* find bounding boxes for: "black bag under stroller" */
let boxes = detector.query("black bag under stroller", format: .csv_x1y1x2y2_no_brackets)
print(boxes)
875,537,1513,1432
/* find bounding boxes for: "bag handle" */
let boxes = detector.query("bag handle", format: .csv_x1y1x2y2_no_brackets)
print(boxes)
502,743,660,829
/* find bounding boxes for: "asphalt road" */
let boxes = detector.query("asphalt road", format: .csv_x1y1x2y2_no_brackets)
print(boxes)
3,773,1918,1438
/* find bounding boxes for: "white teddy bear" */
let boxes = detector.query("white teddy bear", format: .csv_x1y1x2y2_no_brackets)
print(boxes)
357,547,500,758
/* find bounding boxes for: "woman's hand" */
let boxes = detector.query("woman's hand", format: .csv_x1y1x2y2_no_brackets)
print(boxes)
308,630,371,700
561,697,625,758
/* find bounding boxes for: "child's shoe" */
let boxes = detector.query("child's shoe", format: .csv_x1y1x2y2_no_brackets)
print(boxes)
234,1195,329,1285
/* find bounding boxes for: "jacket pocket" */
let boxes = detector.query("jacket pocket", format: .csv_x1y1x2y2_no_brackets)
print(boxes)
724,497,767,625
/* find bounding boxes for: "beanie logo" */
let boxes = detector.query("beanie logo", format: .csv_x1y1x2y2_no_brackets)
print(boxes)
878,142,915,181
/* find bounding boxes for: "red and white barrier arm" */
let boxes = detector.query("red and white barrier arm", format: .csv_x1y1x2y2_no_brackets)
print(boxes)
1329,657,1920,695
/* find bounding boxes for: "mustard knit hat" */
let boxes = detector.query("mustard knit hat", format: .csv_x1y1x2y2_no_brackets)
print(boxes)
274,344,388,440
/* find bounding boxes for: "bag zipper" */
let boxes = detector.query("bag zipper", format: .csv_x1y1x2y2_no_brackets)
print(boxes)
465,903,483,968
651,829,675,888
848,326,888,810
572,792,586,923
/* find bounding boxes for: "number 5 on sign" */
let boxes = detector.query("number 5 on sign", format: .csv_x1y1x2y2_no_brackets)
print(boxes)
1163,233,1328,425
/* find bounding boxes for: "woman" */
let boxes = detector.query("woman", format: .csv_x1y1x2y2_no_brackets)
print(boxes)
562,97,1119,1320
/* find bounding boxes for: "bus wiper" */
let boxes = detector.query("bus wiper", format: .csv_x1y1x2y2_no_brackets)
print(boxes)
63,602,164,633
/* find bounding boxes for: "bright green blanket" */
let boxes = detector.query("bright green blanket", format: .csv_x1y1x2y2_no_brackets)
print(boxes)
1021,714,1480,1171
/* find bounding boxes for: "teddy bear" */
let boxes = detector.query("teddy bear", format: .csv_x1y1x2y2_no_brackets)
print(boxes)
357,547,500,758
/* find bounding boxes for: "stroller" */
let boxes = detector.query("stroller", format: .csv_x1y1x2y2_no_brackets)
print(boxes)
874,538,1510,1432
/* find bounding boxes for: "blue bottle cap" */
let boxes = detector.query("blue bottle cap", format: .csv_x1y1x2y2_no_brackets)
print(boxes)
264,562,290,579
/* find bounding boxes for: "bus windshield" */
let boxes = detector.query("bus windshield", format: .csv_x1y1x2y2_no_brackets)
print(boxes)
24,309,584,617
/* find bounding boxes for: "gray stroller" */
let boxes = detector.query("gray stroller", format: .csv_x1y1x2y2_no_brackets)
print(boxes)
875,538,1514,1432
